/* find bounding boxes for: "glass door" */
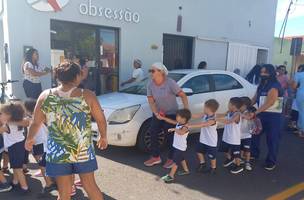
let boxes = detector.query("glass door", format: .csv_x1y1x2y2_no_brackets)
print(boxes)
99,28,119,94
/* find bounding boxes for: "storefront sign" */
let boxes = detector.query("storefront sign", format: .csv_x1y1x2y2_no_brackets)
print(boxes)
27,0,69,12
79,0,140,23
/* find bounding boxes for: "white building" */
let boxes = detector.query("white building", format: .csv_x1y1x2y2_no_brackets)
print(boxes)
0,0,278,98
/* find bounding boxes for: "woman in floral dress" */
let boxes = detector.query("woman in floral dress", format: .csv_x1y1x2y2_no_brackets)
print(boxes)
25,62,107,200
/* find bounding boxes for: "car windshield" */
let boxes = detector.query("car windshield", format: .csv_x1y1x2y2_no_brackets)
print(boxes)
120,73,186,95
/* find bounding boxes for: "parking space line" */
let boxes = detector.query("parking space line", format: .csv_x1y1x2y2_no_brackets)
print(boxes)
266,183,304,200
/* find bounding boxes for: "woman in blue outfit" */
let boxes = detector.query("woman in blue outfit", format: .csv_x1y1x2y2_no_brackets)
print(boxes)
292,64,304,137
251,64,284,171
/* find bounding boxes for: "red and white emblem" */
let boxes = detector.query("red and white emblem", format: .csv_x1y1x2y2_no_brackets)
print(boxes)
27,0,69,12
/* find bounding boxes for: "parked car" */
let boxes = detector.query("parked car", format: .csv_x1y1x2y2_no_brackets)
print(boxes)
92,69,257,152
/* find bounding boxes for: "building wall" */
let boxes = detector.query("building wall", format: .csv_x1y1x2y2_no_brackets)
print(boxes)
3,0,278,99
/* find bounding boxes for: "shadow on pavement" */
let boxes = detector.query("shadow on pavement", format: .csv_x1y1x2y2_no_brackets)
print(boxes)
96,130,304,200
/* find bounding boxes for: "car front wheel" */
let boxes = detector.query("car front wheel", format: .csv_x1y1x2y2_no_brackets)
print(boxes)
136,120,167,153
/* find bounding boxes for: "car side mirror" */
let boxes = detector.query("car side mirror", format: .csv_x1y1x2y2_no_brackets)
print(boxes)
182,88,194,96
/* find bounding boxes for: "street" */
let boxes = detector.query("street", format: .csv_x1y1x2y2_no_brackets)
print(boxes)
0,130,303,200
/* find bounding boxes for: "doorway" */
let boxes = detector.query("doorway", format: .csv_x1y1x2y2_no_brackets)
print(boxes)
50,20,119,95
163,34,193,70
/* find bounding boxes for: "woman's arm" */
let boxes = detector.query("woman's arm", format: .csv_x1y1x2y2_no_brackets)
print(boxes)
25,67,49,77
256,88,278,115
251,92,257,106
25,92,47,151
178,91,189,109
85,90,108,150
147,96,158,115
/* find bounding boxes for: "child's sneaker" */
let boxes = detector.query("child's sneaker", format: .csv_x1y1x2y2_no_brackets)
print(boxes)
0,182,12,193
245,162,252,171
239,159,245,165
74,179,83,187
264,163,276,171
10,182,19,190
177,170,190,176
203,167,217,175
19,188,30,195
161,175,174,183
163,159,174,169
223,158,234,168
40,183,57,196
196,163,207,173
144,157,162,167
230,165,244,174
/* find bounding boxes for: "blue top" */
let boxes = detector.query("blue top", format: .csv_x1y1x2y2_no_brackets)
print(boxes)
295,72,304,94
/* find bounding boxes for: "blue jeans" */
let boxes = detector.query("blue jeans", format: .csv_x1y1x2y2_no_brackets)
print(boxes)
251,112,283,165
149,114,176,159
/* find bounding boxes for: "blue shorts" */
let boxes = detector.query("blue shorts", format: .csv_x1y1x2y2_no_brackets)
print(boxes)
196,143,217,160
8,140,26,169
33,143,44,156
220,141,240,158
241,138,251,152
172,147,186,164
46,159,98,177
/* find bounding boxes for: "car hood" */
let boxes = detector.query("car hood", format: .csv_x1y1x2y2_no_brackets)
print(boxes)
97,92,147,110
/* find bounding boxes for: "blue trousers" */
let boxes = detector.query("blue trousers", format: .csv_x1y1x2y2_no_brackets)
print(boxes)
150,114,176,159
251,112,283,165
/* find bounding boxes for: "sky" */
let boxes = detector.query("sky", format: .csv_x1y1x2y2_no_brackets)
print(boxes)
275,0,304,37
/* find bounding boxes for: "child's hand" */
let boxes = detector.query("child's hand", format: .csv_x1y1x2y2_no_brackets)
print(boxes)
168,128,175,133
25,138,35,151
223,119,230,124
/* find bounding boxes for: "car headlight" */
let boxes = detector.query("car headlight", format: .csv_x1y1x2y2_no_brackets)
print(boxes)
108,105,140,125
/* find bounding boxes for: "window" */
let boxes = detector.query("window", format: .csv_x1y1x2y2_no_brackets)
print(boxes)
168,73,186,82
51,20,119,95
182,75,210,94
213,74,243,91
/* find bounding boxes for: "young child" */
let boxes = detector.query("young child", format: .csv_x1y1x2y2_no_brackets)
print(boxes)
24,99,56,195
188,99,219,174
240,97,254,171
0,103,29,193
218,97,243,174
157,109,191,183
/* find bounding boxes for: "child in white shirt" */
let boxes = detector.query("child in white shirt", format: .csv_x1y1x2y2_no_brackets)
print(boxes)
188,99,219,174
157,109,191,183
0,103,29,193
217,97,243,174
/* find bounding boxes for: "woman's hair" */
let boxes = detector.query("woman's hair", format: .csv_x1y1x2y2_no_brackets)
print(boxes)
176,109,192,122
246,64,262,84
298,64,304,72
205,99,219,113
260,64,278,82
24,48,38,66
0,102,25,122
24,98,37,114
198,61,207,69
54,62,81,84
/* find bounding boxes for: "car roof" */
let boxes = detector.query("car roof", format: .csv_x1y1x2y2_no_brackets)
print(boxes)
169,69,237,76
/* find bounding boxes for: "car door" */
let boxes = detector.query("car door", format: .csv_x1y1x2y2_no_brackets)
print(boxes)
178,74,215,133
211,74,245,114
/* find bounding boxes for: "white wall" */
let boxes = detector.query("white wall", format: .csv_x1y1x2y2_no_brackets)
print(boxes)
3,0,278,99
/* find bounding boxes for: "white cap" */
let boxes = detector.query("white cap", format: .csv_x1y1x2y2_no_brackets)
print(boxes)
151,62,168,75
134,59,142,67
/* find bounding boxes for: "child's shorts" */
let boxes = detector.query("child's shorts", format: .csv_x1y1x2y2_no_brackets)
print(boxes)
241,138,252,152
220,141,240,158
33,143,44,156
46,159,98,177
38,153,46,168
196,143,217,160
8,140,26,169
172,147,186,164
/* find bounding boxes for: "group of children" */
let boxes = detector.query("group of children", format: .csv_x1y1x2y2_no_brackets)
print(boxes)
0,99,55,194
158,97,262,183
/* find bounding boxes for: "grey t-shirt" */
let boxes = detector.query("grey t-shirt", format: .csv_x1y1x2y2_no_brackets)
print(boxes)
147,78,182,115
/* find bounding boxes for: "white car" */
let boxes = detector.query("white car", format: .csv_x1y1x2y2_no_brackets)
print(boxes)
92,69,257,152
